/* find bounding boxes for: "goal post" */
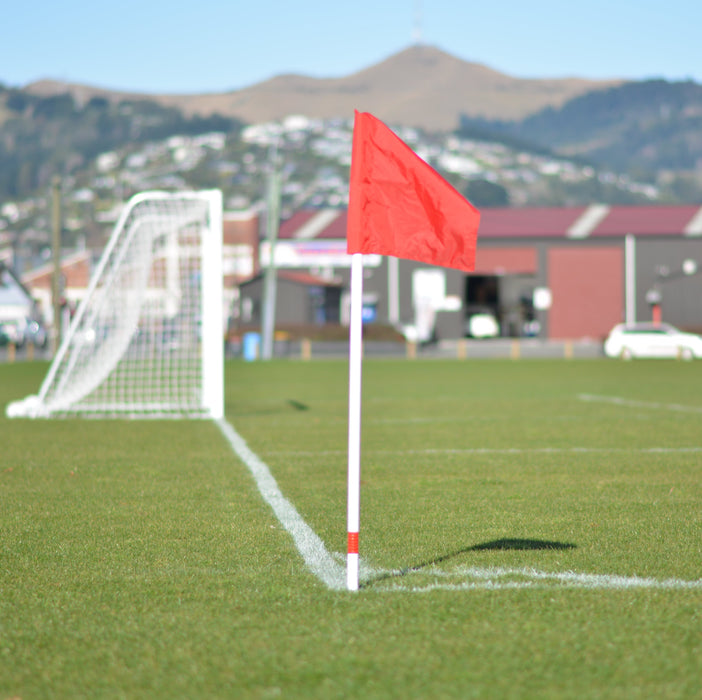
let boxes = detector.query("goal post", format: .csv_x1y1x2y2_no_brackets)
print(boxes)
7,190,224,419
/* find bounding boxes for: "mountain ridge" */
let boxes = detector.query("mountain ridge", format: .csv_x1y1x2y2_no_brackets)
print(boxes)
22,44,622,131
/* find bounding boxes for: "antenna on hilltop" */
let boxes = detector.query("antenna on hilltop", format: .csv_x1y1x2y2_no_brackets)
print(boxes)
413,0,423,44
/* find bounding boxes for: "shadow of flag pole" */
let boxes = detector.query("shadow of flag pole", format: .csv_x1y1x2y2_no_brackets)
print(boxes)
345,110,480,591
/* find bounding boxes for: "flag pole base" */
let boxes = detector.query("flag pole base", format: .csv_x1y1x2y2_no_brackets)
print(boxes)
346,553,359,591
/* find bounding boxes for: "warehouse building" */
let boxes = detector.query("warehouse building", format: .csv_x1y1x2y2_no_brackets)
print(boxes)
249,204,702,341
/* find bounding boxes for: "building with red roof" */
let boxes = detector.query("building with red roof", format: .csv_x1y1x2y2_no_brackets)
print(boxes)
258,204,702,341
18,203,701,344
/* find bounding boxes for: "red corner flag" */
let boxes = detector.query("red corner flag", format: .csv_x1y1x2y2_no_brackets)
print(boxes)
347,110,480,272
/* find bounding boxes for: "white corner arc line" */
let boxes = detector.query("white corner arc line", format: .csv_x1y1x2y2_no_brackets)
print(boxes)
216,418,702,594
374,566,702,592
216,418,346,591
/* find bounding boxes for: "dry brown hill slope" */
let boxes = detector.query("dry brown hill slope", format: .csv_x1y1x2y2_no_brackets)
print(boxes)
26,45,621,131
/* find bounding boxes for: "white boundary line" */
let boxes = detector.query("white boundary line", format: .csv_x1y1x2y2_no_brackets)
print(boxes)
377,566,702,592
259,446,702,457
578,393,702,414
215,418,346,591
217,418,702,593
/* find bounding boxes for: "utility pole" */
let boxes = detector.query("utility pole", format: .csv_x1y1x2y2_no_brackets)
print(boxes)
51,175,62,352
261,150,281,360
413,0,423,44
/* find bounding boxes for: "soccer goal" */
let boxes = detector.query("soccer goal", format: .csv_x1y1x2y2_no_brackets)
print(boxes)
7,190,224,419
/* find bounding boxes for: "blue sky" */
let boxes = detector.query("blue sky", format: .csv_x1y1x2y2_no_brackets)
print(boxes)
3,1,700,93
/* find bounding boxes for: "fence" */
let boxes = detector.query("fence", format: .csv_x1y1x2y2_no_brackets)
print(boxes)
0,343,53,364
1,338,606,365
226,337,606,361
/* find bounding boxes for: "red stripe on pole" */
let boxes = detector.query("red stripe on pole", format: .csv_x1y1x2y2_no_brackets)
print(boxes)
348,532,359,554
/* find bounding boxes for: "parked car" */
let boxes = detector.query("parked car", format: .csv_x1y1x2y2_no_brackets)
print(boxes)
26,319,49,348
465,306,500,339
0,317,48,348
604,322,702,360
467,313,500,339
0,321,13,346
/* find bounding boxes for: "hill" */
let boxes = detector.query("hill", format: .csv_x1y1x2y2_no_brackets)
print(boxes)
0,88,241,199
23,45,618,131
3,44,701,210
459,79,702,174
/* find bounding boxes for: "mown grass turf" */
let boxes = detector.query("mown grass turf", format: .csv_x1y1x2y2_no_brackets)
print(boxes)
1,358,701,698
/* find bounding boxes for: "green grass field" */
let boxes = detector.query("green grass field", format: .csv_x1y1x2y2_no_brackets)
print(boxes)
1,358,701,698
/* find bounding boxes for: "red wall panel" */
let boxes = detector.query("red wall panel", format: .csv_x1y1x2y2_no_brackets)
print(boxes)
474,247,537,274
548,247,623,339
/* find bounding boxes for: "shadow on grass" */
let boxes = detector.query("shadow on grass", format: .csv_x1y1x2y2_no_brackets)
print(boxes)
226,399,310,417
362,538,577,588
468,538,576,552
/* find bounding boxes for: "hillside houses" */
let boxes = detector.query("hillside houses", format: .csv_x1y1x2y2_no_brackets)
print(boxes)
0,112,698,349
0,114,668,279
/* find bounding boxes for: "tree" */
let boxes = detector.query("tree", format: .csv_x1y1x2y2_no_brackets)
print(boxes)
463,179,509,207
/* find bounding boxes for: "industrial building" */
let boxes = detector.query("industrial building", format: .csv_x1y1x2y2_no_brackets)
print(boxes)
245,204,702,341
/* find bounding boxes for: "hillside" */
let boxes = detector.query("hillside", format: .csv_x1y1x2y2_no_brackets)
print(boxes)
0,89,240,199
2,44,701,214
459,79,702,174
23,45,618,131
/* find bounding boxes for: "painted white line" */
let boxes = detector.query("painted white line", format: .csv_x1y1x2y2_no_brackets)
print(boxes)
375,417,473,424
374,566,702,592
415,446,702,455
215,418,346,591
374,415,580,424
217,418,701,593
578,393,702,414
260,446,702,457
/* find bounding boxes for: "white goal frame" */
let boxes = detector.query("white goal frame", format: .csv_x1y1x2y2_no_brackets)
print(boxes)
7,190,224,419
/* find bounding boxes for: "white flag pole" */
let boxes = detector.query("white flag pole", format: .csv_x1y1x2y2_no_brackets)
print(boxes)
346,252,364,591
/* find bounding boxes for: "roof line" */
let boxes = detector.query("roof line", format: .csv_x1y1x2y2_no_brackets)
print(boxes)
683,205,702,236
224,210,257,221
293,209,341,240
566,204,610,238
21,249,91,282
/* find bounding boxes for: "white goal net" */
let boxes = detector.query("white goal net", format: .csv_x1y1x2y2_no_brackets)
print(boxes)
7,190,224,419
